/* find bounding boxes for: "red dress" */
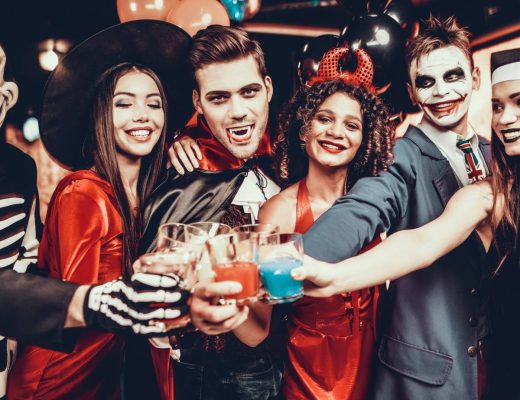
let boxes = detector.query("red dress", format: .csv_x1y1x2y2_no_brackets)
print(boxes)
283,179,380,400
7,170,125,400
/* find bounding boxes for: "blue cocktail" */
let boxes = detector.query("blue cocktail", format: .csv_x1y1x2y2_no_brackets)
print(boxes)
260,257,303,303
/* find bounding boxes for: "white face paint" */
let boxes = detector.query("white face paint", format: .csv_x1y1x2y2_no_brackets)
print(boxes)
408,46,477,134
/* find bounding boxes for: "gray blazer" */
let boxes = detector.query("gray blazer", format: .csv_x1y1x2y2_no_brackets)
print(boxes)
303,125,491,400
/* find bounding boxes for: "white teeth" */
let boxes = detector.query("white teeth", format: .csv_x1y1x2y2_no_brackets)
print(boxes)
321,142,344,150
228,126,252,136
129,130,150,137
431,102,455,110
503,131,520,142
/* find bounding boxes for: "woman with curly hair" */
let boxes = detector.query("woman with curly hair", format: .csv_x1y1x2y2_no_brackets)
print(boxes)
256,78,394,400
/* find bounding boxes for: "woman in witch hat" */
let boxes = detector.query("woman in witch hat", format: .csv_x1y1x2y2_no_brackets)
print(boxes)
7,20,193,399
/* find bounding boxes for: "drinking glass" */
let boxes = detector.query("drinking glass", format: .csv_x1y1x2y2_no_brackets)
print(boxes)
206,233,260,304
157,222,208,252
232,223,280,235
189,222,232,237
188,222,232,281
258,233,304,304
135,247,197,330
135,223,206,330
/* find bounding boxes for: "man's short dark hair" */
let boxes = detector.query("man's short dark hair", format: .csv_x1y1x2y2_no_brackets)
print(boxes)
189,25,267,87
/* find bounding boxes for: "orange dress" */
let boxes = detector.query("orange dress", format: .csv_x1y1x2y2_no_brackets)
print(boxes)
7,170,124,400
283,179,380,400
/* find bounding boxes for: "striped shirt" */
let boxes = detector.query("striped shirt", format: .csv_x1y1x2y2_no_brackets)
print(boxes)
0,144,41,398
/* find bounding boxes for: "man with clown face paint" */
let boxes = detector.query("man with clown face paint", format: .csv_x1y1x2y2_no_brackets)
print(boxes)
406,30,489,186
302,16,492,399
408,46,478,132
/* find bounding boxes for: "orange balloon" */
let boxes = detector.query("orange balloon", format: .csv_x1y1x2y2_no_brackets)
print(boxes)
117,0,182,22
244,0,262,20
166,0,230,37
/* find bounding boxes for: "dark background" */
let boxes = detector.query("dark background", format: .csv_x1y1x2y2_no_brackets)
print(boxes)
1,0,519,130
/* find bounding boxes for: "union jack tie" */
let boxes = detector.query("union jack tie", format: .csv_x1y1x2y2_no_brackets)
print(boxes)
456,138,485,183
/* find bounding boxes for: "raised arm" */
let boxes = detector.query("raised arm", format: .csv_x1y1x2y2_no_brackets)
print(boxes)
294,181,494,296
167,135,202,175
303,138,417,262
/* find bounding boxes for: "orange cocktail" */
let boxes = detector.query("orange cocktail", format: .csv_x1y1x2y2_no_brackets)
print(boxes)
206,233,260,303
213,261,259,301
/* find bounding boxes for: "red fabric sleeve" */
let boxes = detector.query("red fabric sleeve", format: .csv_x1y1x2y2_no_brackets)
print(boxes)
55,187,108,284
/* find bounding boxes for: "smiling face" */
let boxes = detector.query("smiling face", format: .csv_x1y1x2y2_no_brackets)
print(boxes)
492,79,520,156
112,71,165,162
192,55,273,159
303,92,363,169
408,45,479,135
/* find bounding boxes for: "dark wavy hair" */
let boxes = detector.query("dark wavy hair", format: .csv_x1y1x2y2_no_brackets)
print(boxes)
273,79,394,190
490,130,520,272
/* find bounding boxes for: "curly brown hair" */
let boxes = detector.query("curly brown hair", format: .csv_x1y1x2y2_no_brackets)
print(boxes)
273,79,394,190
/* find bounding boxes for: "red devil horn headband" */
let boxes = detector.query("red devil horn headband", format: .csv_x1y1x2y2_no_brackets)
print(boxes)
308,46,376,93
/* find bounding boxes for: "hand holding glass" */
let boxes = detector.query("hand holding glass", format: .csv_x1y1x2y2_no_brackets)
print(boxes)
206,233,259,304
258,233,304,304
134,223,205,330
136,249,196,330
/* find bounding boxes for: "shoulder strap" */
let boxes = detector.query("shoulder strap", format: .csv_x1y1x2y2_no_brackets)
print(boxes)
295,178,315,234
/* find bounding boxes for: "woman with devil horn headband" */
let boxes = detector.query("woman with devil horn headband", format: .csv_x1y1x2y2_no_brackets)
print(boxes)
256,47,393,400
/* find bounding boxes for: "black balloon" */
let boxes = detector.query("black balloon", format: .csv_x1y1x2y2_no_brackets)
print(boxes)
368,0,419,42
340,13,406,89
380,71,419,116
367,0,391,12
297,34,339,85
336,0,369,16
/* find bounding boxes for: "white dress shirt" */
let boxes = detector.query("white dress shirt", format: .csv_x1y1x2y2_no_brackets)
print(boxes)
231,168,280,222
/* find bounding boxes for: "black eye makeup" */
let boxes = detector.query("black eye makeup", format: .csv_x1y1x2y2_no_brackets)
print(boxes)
443,67,466,82
415,75,435,89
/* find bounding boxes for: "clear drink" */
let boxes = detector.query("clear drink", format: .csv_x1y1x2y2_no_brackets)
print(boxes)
136,250,196,330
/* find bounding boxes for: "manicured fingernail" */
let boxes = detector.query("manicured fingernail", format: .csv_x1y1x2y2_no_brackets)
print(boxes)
291,268,303,280
228,282,242,293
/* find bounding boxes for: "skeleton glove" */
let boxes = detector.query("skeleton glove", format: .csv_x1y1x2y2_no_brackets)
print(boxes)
83,273,190,336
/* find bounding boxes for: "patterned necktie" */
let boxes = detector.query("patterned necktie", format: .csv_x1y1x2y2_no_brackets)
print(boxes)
456,138,485,183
